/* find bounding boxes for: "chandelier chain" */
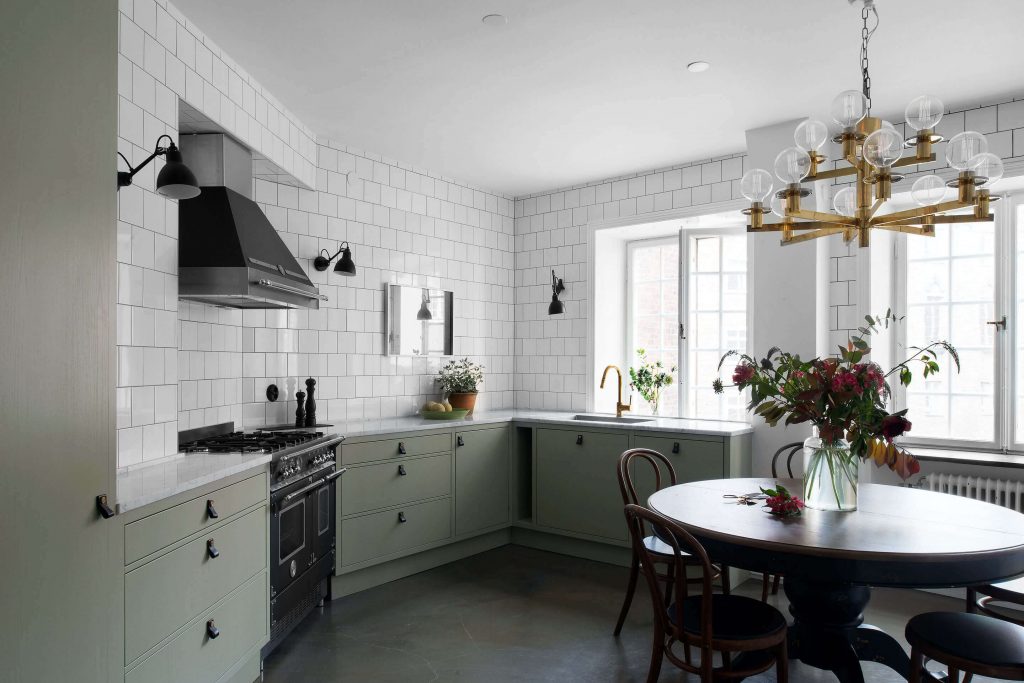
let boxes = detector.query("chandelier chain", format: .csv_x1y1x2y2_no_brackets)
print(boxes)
860,2,878,115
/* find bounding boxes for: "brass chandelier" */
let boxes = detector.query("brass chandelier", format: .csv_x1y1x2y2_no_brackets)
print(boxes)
742,0,1003,248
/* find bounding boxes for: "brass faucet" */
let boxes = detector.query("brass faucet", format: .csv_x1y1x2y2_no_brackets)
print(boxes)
600,365,632,418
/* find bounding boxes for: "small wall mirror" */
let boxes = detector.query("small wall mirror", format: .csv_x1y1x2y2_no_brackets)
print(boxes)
386,285,453,356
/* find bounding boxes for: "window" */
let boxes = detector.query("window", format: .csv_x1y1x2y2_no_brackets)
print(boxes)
626,229,748,420
895,191,1022,451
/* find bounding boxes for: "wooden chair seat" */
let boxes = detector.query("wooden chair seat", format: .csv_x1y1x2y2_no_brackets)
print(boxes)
906,612,1024,682
670,594,787,642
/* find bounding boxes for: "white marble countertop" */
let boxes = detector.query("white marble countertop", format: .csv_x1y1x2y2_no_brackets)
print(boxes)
116,452,271,514
113,410,750,513
338,409,753,438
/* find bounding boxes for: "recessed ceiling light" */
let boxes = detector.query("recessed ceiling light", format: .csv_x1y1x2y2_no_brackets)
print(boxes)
482,13,508,26
687,61,711,73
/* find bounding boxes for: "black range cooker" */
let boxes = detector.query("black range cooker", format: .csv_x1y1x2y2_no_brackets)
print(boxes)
179,423,345,656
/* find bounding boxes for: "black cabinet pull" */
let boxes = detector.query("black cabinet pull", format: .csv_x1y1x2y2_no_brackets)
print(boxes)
206,619,220,639
672,442,680,454
398,464,407,476
96,494,115,519
457,435,465,447
576,434,584,445
206,499,219,519
206,539,219,559
398,511,407,523
398,442,407,455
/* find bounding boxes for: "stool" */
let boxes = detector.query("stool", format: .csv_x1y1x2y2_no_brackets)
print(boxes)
906,612,1024,682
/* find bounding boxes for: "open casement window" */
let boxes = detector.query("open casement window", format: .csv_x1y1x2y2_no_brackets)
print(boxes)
625,229,747,420
893,191,1024,451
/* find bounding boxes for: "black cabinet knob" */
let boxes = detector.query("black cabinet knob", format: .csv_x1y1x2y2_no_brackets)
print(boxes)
206,619,220,639
398,464,407,476
457,435,465,447
398,511,407,523
206,499,219,519
207,539,219,559
398,442,407,455
576,435,584,445
672,442,680,454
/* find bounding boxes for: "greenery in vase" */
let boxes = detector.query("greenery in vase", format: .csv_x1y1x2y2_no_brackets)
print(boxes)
712,311,959,480
436,358,485,394
628,349,676,411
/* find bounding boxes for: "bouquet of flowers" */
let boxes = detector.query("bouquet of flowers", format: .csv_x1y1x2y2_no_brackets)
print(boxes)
628,349,677,415
714,312,958,481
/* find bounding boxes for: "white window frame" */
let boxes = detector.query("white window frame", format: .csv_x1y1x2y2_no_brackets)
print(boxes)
892,190,1018,453
624,226,747,419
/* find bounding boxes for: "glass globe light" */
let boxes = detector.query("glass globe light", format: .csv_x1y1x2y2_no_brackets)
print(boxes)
794,119,830,152
905,95,944,132
774,147,811,185
831,90,868,129
970,152,1005,186
911,175,947,206
769,194,785,218
740,169,774,203
833,187,857,216
862,127,904,169
945,131,988,171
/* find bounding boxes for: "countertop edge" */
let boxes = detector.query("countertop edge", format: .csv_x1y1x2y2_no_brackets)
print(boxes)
115,454,271,514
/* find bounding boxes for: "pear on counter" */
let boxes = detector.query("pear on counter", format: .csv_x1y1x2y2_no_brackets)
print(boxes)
423,401,446,413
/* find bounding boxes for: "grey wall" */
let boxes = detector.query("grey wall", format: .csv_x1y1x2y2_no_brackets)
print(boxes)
0,1,121,680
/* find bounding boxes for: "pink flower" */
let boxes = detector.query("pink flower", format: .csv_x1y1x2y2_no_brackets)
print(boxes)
732,364,755,385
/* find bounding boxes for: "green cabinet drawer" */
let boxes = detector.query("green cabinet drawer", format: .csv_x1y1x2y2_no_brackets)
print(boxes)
535,428,629,541
125,507,267,665
631,435,725,503
341,497,451,567
341,452,451,516
455,427,509,535
341,433,452,465
125,472,267,565
125,572,267,683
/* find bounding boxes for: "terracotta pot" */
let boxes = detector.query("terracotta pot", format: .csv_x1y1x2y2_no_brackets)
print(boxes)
447,392,478,414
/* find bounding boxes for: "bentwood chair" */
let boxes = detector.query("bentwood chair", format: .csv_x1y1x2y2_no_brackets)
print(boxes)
761,442,803,601
614,449,729,637
906,612,1024,682
967,577,1024,627
624,504,789,682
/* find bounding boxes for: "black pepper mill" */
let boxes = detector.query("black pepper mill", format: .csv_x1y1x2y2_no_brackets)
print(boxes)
304,378,316,427
295,391,306,428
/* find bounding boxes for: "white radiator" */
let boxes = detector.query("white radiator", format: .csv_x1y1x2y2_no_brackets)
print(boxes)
924,473,1024,513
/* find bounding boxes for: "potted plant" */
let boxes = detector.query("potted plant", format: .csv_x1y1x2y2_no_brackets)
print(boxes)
436,358,485,414
714,312,957,512
628,349,676,416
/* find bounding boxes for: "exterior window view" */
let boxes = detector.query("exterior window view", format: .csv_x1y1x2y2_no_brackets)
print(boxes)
8,1,1024,682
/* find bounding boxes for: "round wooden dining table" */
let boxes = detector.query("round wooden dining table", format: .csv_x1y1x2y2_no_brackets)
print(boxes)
648,478,1024,683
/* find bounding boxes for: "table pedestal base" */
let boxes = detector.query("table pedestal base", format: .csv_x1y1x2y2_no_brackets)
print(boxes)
784,578,911,682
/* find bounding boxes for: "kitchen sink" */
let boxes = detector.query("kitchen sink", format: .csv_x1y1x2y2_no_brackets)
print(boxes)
571,414,654,424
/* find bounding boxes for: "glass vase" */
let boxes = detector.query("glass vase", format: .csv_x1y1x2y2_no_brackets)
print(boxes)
648,396,660,416
802,435,859,512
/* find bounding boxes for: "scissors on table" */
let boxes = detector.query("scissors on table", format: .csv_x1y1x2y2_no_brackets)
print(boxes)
723,492,769,506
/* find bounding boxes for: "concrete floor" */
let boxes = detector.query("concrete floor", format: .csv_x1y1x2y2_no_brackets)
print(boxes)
263,545,991,682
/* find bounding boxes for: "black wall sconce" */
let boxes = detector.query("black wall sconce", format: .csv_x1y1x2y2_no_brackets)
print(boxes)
117,134,200,199
313,242,356,276
548,269,565,315
417,289,432,321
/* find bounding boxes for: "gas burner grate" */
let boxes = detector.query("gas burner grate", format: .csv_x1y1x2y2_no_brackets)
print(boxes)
181,430,324,454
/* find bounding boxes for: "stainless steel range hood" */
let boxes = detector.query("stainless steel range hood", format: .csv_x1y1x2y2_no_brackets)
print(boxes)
177,134,325,309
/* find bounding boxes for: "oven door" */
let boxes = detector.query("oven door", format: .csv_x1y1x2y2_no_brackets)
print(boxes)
270,478,316,595
311,466,341,569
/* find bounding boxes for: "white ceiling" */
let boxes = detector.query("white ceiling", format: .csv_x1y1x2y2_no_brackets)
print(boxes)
172,0,1024,197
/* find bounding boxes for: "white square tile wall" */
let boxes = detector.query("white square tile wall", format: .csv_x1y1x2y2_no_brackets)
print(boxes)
512,154,747,411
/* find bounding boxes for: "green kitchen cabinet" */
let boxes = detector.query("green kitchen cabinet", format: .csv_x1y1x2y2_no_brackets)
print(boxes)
455,426,509,535
535,428,629,541
630,434,726,504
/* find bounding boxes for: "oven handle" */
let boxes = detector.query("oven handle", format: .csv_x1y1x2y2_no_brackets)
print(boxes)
323,468,347,483
281,477,326,505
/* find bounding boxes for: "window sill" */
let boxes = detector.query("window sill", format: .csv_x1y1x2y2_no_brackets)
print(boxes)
909,447,1024,470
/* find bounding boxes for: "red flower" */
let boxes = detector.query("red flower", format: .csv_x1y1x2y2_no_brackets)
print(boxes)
732,364,755,385
881,414,912,441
